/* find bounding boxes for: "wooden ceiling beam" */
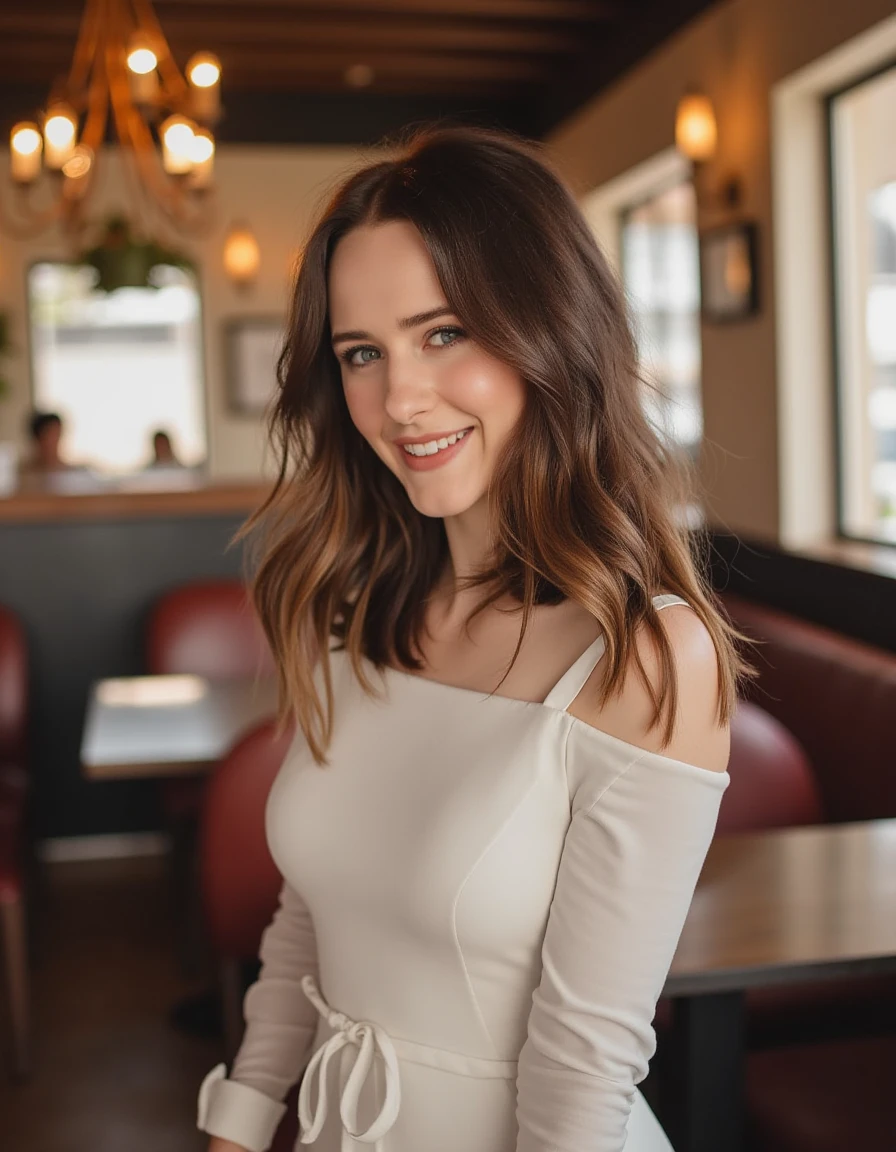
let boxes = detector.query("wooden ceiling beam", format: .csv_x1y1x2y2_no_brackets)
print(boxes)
0,42,546,84
151,0,620,21
0,14,588,56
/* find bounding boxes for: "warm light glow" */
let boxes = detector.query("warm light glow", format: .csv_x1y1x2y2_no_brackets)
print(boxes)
62,144,94,180
10,122,42,182
675,92,717,163
188,53,221,88
160,115,195,174
11,124,41,157
127,47,157,75
345,63,375,88
43,104,77,169
187,52,222,121
223,224,261,286
189,131,214,164
188,128,215,188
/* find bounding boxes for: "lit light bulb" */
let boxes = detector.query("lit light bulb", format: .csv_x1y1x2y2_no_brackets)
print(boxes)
223,224,260,287
187,52,222,121
160,115,195,175
127,47,157,75
10,121,42,182
675,92,717,163
188,129,215,189
127,34,159,103
188,54,221,88
43,104,77,169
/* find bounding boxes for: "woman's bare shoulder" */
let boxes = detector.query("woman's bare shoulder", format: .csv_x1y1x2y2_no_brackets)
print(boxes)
568,604,730,773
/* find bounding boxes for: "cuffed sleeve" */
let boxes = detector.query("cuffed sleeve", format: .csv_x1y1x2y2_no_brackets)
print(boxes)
515,723,729,1151
198,1063,287,1152
197,881,320,1149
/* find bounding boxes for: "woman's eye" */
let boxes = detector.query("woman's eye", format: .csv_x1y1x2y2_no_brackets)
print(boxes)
343,346,380,367
429,326,465,348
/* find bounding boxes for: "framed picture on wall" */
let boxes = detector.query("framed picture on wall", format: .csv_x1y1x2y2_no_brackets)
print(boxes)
699,221,759,322
223,316,285,415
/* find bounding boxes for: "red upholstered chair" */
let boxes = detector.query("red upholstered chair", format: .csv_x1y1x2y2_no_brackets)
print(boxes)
146,579,275,971
199,717,299,1152
716,699,823,835
0,604,30,1079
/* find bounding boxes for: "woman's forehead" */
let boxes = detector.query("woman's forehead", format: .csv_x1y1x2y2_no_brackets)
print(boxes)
328,222,444,326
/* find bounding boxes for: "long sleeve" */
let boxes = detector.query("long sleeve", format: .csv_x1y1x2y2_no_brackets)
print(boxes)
515,720,729,1151
197,880,320,1152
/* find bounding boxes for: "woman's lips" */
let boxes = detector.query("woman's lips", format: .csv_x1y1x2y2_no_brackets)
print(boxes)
395,429,473,472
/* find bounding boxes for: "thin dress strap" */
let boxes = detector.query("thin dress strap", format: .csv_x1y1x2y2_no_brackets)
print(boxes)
542,593,691,713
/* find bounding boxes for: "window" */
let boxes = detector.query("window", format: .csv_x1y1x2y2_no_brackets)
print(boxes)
28,262,206,475
830,63,896,544
620,179,702,456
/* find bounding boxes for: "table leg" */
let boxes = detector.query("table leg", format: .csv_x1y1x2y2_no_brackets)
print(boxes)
659,991,745,1152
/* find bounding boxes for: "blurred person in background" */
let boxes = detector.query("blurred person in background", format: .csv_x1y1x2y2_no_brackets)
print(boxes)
148,429,184,469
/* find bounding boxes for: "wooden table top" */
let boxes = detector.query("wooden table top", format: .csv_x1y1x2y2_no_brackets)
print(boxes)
81,674,279,780
666,817,896,996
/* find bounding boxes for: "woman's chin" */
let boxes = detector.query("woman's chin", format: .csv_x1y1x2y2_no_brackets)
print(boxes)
404,486,480,521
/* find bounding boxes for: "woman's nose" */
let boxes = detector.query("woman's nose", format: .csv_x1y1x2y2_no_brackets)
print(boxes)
383,360,435,425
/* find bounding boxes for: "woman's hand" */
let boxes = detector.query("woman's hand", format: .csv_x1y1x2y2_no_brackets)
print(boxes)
207,1140,251,1152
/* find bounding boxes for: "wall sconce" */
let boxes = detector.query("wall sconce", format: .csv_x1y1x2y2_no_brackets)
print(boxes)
223,223,260,288
675,89,742,212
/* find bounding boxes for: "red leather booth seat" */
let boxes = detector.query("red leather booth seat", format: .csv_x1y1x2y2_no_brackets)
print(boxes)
200,717,298,1152
147,579,275,971
719,592,896,823
717,700,822,835
148,579,275,685
147,579,274,821
0,603,30,1078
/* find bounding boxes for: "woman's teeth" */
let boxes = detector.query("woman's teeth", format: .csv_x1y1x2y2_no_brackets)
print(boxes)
402,429,469,457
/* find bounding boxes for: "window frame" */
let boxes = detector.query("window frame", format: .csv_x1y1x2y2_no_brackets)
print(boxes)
825,57,896,547
24,256,211,474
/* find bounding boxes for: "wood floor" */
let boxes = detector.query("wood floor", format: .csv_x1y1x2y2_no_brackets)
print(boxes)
0,854,222,1152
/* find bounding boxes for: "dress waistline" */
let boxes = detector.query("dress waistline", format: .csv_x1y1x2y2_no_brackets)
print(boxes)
297,974,518,1149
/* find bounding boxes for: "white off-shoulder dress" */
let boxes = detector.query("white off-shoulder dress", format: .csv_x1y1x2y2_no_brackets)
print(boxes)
197,593,729,1152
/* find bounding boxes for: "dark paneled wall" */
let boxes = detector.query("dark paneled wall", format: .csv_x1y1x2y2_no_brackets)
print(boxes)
1,513,248,840
708,532,896,654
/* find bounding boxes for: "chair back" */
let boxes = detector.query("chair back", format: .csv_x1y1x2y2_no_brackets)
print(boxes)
147,579,274,681
0,605,28,767
719,700,823,834
199,717,293,959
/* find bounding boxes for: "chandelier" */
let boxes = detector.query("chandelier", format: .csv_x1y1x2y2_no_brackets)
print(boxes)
2,0,222,240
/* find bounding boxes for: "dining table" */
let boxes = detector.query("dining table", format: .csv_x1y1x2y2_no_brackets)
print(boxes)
660,816,896,1152
80,672,279,780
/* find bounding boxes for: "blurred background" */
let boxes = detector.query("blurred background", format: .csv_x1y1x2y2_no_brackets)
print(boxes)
0,2,894,1151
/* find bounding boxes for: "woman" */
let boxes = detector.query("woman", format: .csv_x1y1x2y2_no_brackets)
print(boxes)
198,124,754,1152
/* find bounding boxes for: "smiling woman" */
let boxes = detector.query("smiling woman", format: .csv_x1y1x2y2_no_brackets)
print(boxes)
199,124,756,1152
329,220,526,519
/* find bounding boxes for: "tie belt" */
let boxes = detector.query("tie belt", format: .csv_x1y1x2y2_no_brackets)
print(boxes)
297,974,518,1150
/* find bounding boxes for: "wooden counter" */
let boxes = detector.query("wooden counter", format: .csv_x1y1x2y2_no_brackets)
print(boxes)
0,475,271,524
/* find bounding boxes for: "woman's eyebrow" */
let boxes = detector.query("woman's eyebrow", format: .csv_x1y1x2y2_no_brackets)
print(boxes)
331,306,455,345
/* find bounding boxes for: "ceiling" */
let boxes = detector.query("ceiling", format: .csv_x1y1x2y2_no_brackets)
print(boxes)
0,0,722,143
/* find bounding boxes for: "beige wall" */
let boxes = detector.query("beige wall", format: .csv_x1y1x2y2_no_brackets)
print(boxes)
545,0,895,544
0,144,373,479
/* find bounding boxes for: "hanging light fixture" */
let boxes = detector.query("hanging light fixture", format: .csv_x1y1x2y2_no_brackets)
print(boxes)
1,0,222,239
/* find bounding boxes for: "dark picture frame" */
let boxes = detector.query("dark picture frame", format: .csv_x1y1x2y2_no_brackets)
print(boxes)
699,221,759,322
223,316,285,415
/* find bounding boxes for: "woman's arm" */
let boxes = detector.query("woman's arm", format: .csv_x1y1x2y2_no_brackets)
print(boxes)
198,881,320,1152
516,609,731,1150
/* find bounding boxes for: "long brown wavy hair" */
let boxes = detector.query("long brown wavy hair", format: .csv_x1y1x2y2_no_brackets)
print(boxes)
242,122,757,764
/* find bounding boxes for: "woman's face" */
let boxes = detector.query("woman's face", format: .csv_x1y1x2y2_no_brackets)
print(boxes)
328,220,526,521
